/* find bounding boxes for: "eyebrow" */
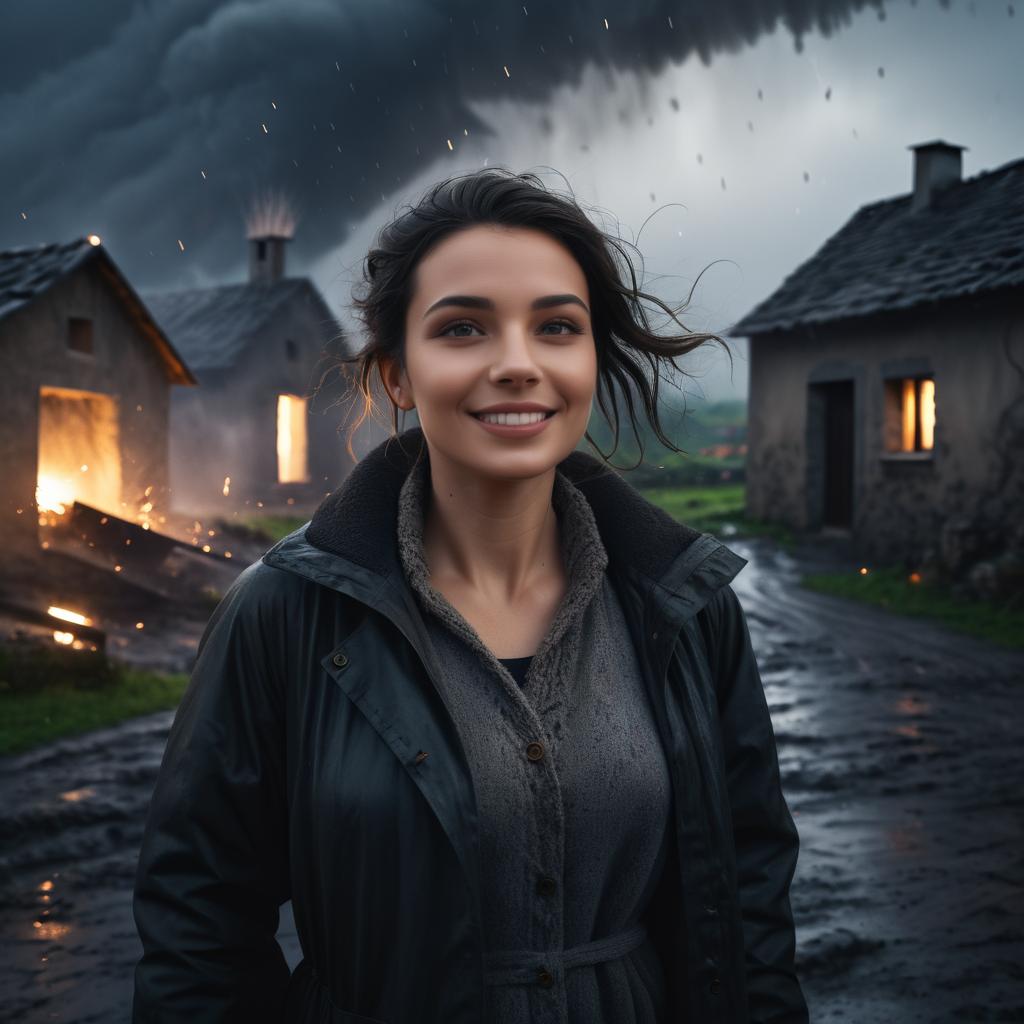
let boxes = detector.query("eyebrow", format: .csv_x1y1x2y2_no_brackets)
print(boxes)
422,293,590,319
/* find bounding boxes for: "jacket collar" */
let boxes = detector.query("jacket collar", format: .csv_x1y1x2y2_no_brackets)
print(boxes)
264,426,747,618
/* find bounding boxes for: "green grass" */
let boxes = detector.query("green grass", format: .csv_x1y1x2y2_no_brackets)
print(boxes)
639,484,795,548
0,667,188,756
801,566,1024,649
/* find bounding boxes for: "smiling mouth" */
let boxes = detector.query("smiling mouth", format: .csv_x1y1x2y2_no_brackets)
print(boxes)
470,410,557,423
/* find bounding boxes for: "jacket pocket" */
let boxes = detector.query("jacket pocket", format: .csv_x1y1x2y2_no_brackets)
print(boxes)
285,960,389,1023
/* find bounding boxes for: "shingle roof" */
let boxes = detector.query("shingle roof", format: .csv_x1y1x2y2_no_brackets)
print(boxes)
0,238,95,321
731,156,1024,337
0,238,195,384
141,278,315,371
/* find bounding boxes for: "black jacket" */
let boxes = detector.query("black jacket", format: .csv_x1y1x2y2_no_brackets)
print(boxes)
133,427,808,1023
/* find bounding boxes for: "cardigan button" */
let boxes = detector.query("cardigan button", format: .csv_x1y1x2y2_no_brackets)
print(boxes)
526,741,545,762
537,967,554,988
332,652,349,669
536,875,557,897
709,977,722,995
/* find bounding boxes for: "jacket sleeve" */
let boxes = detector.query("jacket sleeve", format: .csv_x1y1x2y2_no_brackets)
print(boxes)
132,562,291,1022
704,583,808,1024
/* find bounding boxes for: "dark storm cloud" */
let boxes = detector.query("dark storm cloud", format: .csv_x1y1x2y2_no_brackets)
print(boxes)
5,0,895,287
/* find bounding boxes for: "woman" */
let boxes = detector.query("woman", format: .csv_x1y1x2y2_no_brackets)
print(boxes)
133,168,807,1023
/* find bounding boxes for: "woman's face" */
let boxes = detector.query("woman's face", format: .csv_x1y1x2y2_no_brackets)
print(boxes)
387,223,598,482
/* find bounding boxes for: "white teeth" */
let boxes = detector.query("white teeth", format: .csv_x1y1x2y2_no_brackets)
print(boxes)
477,411,548,426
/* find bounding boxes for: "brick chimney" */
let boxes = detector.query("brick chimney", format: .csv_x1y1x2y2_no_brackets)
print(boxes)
248,235,289,284
909,140,966,213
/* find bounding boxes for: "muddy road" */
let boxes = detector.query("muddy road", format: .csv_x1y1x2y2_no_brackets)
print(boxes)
1,536,1021,1022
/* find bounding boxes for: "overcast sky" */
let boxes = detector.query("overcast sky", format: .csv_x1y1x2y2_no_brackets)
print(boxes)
5,0,1022,402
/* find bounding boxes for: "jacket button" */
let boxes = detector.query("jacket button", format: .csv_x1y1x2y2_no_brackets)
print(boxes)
536,875,557,897
709,977,722,995
332,652,348,669
526,741,545,761
537,967,554,988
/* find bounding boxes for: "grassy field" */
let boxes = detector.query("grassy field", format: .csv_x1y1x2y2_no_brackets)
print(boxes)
639,484,795,547
802,566,1024,649
643,483,1023,649
0,665,188,757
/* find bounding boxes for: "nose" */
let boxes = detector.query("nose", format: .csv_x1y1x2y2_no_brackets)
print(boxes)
487,327,542,385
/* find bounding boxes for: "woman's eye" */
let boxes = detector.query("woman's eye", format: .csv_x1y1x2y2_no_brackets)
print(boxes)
440,321,481,338
542,319,582,335
439,319,582,338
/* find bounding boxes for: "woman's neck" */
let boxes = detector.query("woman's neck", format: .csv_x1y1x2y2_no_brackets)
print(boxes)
420,458,563,604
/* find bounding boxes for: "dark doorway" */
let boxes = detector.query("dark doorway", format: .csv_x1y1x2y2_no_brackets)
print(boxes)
820,380,854,527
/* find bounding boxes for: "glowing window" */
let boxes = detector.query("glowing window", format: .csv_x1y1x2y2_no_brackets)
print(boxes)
276,394,309,483
884,376,935,453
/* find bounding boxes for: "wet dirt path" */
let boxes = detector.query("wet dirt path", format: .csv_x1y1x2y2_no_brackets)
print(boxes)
731,538,1024,1023
1,537,1021,1022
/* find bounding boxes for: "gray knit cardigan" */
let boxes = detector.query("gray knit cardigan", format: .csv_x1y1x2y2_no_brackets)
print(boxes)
397,452,674,1024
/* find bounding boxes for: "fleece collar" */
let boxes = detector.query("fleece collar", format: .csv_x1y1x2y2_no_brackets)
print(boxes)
298,426,743,600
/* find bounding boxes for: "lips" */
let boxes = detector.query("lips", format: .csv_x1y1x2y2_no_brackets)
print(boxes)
470,411,556,420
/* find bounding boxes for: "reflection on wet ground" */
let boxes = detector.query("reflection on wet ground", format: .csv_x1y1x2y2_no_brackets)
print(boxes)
1,536,1021,1021
732,537,1024,1023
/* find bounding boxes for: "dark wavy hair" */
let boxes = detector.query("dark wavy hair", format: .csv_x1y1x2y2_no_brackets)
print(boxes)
337,167,732,469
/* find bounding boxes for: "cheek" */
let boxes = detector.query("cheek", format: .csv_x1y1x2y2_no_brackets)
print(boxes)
408,349,476,403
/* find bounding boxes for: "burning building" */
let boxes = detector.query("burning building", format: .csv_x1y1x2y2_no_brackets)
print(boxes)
0,236,195,574
732,141,1024,571
142,200,354,513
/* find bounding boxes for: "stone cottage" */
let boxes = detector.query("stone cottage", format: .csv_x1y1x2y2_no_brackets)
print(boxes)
0,236,195,573
143,228,356,513
732,140,1024,584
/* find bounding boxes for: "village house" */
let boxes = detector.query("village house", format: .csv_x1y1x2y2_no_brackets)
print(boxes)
732,141,1024,588
142,219,355,513
0,236,195,580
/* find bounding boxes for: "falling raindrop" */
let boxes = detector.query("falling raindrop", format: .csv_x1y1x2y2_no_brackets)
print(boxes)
825,86,832,100
747,120,754,132
720,177,726,190
803,171,810,182
669,97,679,111
697,153,703,164
878,66,885,78
757,88,763,100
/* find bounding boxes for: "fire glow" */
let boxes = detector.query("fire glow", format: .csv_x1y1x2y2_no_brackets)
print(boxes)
36,386,121,519
48,606,92,627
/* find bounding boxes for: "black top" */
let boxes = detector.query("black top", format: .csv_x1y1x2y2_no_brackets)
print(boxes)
497,655,533,688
